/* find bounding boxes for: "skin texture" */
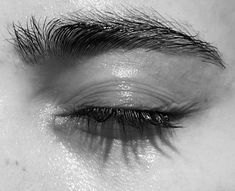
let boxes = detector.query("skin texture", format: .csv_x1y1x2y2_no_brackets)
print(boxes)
0,0,235,191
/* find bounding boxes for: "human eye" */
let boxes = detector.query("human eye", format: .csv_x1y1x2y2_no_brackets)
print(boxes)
53,102,194,140
11,10,225,160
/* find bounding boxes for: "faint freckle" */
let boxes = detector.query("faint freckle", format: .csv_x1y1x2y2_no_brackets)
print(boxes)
5,159,9,166
15,160,19,166
22,167,27,172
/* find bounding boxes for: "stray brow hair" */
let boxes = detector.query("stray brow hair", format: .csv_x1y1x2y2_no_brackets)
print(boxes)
11,9,225,68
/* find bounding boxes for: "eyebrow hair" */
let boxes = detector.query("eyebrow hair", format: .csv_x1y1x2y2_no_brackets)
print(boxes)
11,9,225,68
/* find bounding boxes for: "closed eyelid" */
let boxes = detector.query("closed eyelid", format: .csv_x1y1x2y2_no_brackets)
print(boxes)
11,9,225,69
10,9,226,161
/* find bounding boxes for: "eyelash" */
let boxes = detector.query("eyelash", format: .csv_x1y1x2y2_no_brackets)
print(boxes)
54,106,185,139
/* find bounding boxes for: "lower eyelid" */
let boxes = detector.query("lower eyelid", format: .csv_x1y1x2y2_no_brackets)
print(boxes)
52,115,179,160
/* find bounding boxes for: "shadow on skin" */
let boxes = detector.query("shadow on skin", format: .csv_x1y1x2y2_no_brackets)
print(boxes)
52,121,180,166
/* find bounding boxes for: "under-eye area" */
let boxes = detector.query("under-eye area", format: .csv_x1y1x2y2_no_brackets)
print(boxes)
51,101,198,162
52,106,179,162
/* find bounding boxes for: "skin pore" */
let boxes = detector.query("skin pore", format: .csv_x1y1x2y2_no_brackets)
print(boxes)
0,0,235,191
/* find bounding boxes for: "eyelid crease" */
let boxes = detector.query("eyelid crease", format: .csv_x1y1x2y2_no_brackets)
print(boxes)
10,9,225,68
59,80,177,107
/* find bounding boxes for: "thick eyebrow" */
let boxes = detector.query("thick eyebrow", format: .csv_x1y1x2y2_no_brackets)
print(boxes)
11,9,225,68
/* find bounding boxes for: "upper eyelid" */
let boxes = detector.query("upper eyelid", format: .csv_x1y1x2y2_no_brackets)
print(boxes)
10,9,225,68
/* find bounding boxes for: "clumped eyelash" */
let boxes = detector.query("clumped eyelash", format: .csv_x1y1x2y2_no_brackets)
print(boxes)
57,106,183,133
54,106,191,145
55,101,200,135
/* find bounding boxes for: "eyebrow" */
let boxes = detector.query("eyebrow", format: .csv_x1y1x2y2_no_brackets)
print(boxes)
11,9,225,68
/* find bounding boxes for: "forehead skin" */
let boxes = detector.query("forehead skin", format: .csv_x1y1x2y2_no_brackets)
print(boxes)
0,0,235,191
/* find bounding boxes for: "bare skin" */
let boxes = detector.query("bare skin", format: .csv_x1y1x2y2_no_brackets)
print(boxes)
0,0,235,191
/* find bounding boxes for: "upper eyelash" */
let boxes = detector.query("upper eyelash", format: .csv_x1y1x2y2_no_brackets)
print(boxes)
55,106,184,133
